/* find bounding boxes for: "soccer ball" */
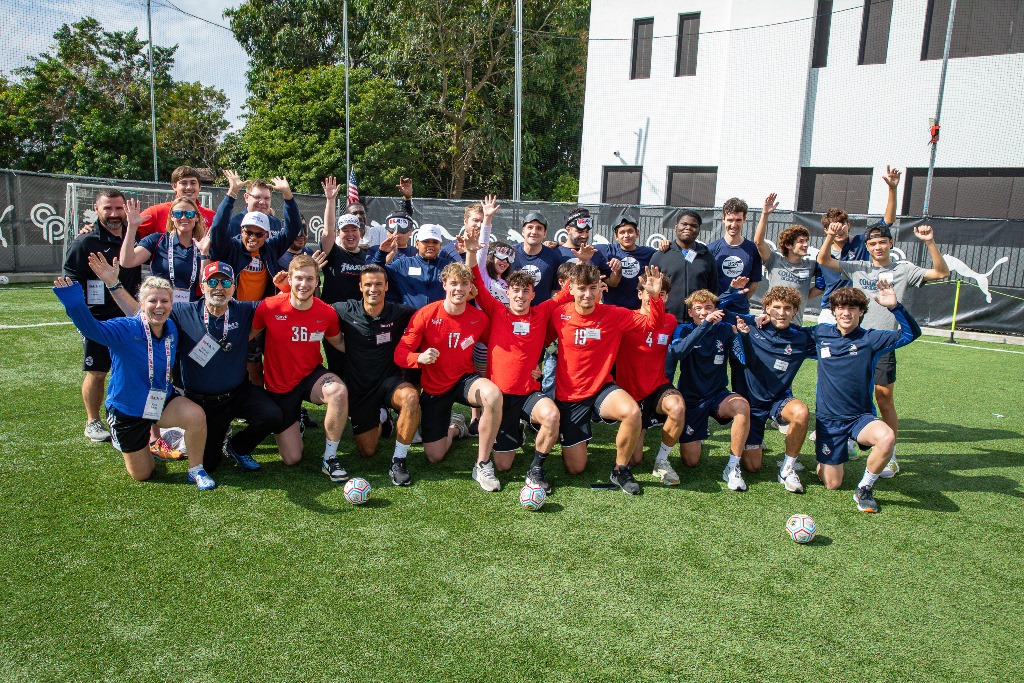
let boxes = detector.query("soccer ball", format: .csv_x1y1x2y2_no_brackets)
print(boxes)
786,513,817,544
343,477,372,505
519,482,546,511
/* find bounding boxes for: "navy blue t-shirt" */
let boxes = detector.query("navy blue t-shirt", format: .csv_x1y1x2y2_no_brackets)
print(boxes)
735,316,817,406
511,244,564,303
558,245,612,279
170,300,259,395
139,232,203,300
440,241,463,262
277,245,315,271
667,320,735,402
707,238,762,315
598,243,657,309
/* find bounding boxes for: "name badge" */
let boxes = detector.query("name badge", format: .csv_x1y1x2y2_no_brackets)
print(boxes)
87,280,105,305
793,269,808,280
188,334,220,367
684,250,697,263
142,389,166,420
773,359,790,372
408,267,422,276
820,347,831,358
376,332,391,344
173,288,190,304
513,321,531,335
657,333,669,345
310,331,325,342
714,354,725,365
460,335,475,350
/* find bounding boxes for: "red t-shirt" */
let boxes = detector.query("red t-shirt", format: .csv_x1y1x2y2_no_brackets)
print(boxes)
472,265,571,395
138,201,216,239
548,297,664,402
251,293,340,393
395,300,490,395
615,313,678,401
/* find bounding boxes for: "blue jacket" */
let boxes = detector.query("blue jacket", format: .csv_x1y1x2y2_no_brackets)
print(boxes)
55,283,177,418
371,249,458,309
734,317,817,407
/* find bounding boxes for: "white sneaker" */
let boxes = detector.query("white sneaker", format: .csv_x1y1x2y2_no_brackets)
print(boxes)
84,419,110,442
776,459,805,472
471,460,501,492
722,465,747,492
847,438,863,460
778,467,805,493
412,429,423,444
450,413,469,439
879,457,900,478
652,459,680,485
767,418,789,435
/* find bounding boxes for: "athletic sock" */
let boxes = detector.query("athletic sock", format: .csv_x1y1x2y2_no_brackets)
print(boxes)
889,445,898,464
655,442,673,464
727,454,741,469
324,439,339,458
782,455,798,473
187,464,204,476
392,441,410,462
530,450,547,469
858,470,880,489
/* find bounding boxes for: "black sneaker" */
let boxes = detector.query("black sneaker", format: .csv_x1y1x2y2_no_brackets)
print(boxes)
321,456,348,483
610,465,641,495
380,410,395,440
525,465,551,494
853,485,879,513
467,418,480,437
301,408,317,429
390,458,411,486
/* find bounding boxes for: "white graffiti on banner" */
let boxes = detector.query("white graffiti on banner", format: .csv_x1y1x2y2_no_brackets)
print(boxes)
31,203,67,244
0,205,11,248
943,255,1008,304
308,215,325,242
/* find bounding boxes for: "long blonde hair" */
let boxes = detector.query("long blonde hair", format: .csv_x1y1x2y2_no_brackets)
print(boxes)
165,196,207,240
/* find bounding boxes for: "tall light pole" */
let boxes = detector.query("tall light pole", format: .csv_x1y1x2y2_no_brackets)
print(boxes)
513,0,523,201
923,0,958,216
344,0,351,187
147,0,158,181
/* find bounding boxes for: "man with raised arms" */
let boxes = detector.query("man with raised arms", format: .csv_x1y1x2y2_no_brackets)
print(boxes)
250,255,351,481
394,262,504,492
548,263,665,494
752,194,823,326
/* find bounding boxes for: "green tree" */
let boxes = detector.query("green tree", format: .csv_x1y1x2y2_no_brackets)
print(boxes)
1,17,229,180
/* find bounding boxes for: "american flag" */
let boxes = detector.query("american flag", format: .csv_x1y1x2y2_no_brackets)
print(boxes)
347,170,360,205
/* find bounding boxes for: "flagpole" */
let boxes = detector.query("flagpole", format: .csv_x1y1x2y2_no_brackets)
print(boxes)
343,0,351,195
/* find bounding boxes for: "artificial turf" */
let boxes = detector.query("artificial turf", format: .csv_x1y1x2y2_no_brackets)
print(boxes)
1,286,1022,682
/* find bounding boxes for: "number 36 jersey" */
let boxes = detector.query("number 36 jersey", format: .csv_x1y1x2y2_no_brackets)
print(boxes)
395,300,490,395
252,293,340,393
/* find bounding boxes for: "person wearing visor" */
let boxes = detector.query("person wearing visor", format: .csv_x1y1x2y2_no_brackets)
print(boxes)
89,256,283,475
372,223,459,309
557,208,611,277
599,210,658,310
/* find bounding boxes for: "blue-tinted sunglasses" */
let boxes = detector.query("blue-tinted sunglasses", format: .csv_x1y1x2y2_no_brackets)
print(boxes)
205,277,233,288
172,209,198,219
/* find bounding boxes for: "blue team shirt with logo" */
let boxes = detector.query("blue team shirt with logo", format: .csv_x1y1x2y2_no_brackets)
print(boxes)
707,238,762,315
598,243,657,309
511,244,564,303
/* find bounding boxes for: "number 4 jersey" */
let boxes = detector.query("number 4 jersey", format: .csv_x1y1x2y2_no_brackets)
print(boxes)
395,300,490,395
252,293,340,394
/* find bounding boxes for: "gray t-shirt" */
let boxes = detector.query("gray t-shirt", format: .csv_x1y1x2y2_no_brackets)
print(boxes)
838,259,927,330
764,251,818,325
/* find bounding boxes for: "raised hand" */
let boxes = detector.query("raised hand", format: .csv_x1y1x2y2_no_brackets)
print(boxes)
705,308,726,325
418,347,440,365
195,234,212,257
53,276,76,289
464,225,481,253
572,243,596,262
826,221,848,239
763,192,779,215
311,249,329,271
397,176,413,199
913,224,935,242
482,194,500,223
874,277,898,309
223,169,246,197
272,271,289,291
735,316,750,334
729,275,750,292
882,165,902,189
87,252,119,286
322,176,339,200
640,265,663,296
125,197,143,229
378,232,399,254
270,176,292,195
608,258,622,273
454,235,467,254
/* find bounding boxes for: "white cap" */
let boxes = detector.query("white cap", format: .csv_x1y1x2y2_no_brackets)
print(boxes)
240,212,270,232
416,224,444,242
337,213,361,229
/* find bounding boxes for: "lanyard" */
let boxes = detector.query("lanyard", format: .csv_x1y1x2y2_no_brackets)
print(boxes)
141,312,173,392
203,303,232,350
168,233,199,291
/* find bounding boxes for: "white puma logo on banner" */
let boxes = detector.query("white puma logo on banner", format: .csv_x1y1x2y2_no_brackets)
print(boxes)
942,255,1009,303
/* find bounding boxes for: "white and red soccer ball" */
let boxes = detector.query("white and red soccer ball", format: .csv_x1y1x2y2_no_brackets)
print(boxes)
519,482,546,511
786,513,817,544
343,477,372,505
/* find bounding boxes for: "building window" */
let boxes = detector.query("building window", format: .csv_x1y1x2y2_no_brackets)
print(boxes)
798,168,872,213
675,13,700,77
631,18,654,79
666,166,717,207
859,0,893,65
903,168,1024,218
923,0,1024,60
603,166,643,204
812,0,833,68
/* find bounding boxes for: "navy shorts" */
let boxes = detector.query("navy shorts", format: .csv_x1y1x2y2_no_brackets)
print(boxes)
494,391,548,452
349,374,408,436
815,414,879,465
680,390,735,444
556,382,622,447
746,394,795,450
420,373,480,443
640,383,679,430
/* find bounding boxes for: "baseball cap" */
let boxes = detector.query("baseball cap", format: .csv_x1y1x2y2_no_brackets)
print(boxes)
565,207,592,229
240,212,270,232
386,211,414,234
203,261,235,282
864,223,893,241
615,210,639,229
416,224,444,242
337,213,361,229
522,211,548,229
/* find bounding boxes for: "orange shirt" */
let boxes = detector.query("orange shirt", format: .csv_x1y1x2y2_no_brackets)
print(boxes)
235,252,269,301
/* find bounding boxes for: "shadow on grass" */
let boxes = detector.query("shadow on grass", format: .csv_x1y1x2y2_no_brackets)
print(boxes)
892,418,1023,446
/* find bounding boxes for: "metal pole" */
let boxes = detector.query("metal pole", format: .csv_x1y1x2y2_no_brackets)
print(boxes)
147,0,158,181
344,0,351,188
947,279,961,344
513,0,523,202
923,0,957,216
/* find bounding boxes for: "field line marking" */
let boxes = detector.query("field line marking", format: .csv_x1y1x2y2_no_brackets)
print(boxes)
918,340,1024,355
0,321,72,330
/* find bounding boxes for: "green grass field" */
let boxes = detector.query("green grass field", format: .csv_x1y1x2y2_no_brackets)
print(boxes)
2,285,1023,682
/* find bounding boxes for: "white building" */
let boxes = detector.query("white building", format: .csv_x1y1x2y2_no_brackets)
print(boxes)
578,0,1024,219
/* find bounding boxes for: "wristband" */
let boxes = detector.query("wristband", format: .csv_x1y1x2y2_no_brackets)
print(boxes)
106,282,123,291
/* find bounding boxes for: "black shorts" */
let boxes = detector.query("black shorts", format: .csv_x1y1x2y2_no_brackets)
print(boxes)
556,382,623,447
815,414,879,465
640,383,678,430
82,336,112,373
247,331,266,364
349,375,407,436
874,351,896,386
267,365,332,431
106,396,176,453
420,373,480,443
495,391,547,452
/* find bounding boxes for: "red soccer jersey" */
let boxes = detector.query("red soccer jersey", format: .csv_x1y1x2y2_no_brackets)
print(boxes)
615,313,678,401
549,297,664,402
252,293,340,393
137,201,216,239
395,300,490,395
472,265,572,395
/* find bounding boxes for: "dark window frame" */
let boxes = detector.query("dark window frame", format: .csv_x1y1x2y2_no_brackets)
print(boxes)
603,166,644,205
858,0,893,65
922,0,1024,61
675,13,701,77
797,167,873,213
903,167,1024,219
812,0,833,68
630,18,655,80
666,166,718,208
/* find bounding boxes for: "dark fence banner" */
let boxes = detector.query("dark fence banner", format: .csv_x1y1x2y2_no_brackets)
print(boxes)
2,170,1021,336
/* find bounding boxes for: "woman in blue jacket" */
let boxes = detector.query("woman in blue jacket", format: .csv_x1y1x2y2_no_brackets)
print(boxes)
54,275,214,490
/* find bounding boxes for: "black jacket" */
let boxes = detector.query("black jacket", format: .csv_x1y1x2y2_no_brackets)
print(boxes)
650,241,719,321
63,223,142,320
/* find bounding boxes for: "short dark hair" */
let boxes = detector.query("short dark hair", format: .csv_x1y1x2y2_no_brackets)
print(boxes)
95,188,125,202
569,263,601,286
821,208,848,229
722,197,748,217
246,179,273,194
506,271,535,290
170,166,202,186
676,210,702,227
556,261,576,284
360,264,387,281
829,287,869,313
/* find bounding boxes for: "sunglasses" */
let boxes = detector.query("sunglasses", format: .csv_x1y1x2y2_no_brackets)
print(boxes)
242,229,267,238
493,249,516,263
172,210,198,219
205,277,233,288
